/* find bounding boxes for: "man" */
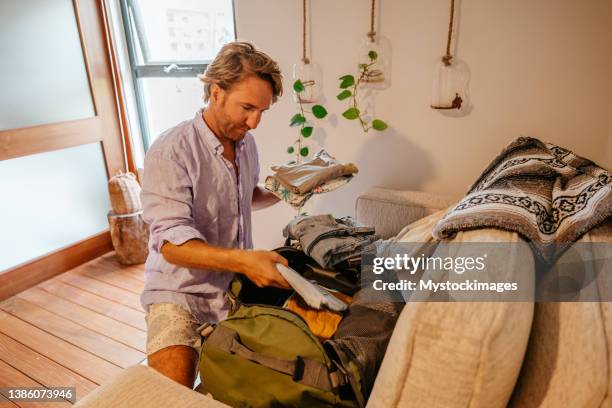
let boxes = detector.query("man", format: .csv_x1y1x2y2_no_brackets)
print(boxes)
140,42,290,388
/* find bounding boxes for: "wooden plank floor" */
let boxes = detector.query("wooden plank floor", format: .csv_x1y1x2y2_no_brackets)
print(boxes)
0,253,146,406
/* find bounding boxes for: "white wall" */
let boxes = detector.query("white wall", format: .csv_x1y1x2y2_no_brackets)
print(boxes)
234,0,612,249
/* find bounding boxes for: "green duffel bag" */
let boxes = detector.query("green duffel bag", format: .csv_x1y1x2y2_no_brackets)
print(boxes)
198,276,360,408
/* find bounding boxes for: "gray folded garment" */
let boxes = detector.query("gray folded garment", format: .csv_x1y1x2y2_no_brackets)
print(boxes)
270,150,359,194
283,214,379,269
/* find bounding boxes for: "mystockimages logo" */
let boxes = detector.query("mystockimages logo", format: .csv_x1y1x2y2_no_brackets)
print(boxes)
372,253,487,275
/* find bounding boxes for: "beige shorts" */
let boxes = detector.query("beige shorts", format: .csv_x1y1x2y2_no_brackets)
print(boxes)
145,303,209,356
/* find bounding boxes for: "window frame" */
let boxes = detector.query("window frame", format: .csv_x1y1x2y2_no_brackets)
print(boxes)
119,0,237,150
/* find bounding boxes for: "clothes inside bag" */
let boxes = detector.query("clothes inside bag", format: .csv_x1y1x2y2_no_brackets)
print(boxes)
283,291,353,341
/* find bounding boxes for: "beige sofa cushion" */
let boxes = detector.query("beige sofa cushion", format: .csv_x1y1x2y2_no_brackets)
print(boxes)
74,365,229,408
509,221,612,408
355,187,459,239
367,212,535,408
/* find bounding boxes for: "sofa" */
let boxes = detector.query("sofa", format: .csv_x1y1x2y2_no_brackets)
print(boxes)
75,187,612,408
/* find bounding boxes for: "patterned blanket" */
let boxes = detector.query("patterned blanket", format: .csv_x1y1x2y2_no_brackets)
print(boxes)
433,137,611,264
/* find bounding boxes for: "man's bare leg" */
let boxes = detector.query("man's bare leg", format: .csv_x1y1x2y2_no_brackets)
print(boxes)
148,345,198,388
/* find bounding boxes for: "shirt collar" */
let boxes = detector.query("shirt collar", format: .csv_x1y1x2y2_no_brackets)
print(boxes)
195,108,247,155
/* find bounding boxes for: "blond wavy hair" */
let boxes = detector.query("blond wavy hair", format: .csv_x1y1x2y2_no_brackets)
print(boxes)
199,42,283,103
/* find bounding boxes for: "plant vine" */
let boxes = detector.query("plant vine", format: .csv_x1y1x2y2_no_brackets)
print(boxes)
288,79,328,163
337,50,388,132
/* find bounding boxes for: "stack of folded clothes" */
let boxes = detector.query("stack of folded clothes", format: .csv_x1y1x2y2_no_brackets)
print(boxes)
265,150,358,209
283,214,380,270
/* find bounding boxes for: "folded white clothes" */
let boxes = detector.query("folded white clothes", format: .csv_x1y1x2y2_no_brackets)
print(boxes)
269,150,358,194
265,174,353,209
275,263,348,312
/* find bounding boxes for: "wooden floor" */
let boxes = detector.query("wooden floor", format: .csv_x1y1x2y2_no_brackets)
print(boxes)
0,252,147,406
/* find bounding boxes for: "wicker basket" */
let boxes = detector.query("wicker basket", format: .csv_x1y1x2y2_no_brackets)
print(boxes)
108,171,142,215
108,211,149,265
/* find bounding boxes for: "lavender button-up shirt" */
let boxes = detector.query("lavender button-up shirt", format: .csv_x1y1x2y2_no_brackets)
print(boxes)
140,108,259,323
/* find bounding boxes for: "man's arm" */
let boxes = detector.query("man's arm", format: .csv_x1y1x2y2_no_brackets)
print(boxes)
161,239,290,289
252,185,280,211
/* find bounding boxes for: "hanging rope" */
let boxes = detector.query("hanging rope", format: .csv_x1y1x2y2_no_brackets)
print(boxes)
367,0,376,42
442,0,455,66
302,0,310,64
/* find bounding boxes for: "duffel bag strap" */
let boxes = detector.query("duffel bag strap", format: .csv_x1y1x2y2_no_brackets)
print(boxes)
207,325,347,392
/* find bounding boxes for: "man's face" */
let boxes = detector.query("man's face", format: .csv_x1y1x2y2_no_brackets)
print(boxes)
210,75,273,142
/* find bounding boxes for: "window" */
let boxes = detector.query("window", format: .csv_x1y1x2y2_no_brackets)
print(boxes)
0,0,128,296
120,0,236,150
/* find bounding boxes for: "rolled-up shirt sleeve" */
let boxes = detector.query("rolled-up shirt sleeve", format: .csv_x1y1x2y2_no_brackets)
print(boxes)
141,151,206,253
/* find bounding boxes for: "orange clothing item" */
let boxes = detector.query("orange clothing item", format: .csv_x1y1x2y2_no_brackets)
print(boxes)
283,290,353,340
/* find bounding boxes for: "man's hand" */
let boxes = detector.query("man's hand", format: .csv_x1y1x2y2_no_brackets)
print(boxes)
252,185,281,211
238,250,291,289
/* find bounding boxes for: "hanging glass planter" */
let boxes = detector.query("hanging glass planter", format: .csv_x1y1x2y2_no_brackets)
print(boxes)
430,0,470,111
358,35,391,89
430,57,469,110
287,0,329,166
292,60,322,104
335,0,388,132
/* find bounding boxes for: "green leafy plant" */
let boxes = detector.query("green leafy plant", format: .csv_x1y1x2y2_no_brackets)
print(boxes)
288,79,328,162
337,50,388,132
